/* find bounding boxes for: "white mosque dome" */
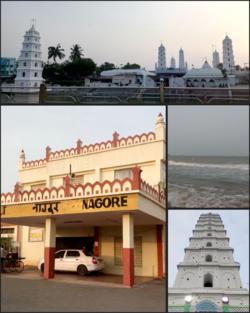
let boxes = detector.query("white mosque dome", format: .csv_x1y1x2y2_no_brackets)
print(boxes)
202,60,212,69
183,67,223,78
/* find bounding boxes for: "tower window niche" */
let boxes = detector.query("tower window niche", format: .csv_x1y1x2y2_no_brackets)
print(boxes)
206,242,212,247
207,233,212,236
204,273,213,287
205,255,212,262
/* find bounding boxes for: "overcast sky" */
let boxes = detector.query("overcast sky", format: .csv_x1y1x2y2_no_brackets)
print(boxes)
168,105,249,156
168,210,249,291
1,105,165,194
1,1,249,70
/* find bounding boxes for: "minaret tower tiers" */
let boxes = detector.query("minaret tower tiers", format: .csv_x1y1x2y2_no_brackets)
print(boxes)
213,49,220,68
170,57,176,68
168,212,249,312
179,47,184,68
15,22,44,92
158,42,166,69
222,34,235,72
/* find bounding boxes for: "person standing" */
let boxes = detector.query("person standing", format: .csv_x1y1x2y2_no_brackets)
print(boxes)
1,245,7,273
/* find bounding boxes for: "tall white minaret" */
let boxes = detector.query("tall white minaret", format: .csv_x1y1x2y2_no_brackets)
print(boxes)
212,49,220,68
168,212,249,310
15,21,44,92
158,42,166,69
222,34,235,72
179,47,184,68
170,56,176,68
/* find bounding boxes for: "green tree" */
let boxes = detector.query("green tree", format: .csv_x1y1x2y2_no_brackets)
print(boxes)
122,62,141,69
235,64,241,71
48,44,66,63
216,63,223,70
221,68,227,76
69,44,84,62
98,62,116,72
64,61,77,79
75,58,97,78
42,61,66,80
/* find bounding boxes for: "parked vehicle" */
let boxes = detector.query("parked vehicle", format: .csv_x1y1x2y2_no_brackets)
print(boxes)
38,249,105,276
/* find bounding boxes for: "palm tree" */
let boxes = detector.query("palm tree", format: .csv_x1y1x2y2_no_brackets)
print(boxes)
69,44,84,62
48,44,66,63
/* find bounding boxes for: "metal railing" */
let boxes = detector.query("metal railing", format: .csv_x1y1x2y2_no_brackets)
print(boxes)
1,84,249,104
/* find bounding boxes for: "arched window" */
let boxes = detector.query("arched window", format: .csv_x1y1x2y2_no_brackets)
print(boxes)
22,72,25,77
206,242,212,247
35,63,37,67
205,255,212,262
34,83,38,87
34,72,37,77
26,45,29,48
21,82,24,86
25,53,28,57
35,54,37,57
207,233,212,236
23,62,26,66
28,38,30,40
35,46,37,49
204,273,213,287
208,227,211,229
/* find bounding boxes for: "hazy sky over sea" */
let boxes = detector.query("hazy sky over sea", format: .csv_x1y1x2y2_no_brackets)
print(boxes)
1,1,249,70
168,106,249,156
1,105,165,194
168,210,249,291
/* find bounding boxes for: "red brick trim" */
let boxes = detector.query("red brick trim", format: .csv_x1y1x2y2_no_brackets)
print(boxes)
123,248,134,286
44,247,56,279
156,225,163,278
94,226,99,256
131,166,142,190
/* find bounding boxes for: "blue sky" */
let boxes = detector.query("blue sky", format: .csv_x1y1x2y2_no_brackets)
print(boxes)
168,210,249,291
2,1,249,70
1,105,165,194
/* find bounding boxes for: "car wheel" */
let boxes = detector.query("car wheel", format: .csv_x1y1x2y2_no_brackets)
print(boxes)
41,264,44,273
77,265,87,276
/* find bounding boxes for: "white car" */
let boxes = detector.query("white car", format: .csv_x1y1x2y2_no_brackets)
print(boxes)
38,249,105,276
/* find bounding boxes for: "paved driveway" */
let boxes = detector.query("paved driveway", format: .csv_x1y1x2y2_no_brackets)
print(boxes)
1,274,166,312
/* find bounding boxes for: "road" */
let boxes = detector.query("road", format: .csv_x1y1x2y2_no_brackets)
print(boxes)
1,275,166,312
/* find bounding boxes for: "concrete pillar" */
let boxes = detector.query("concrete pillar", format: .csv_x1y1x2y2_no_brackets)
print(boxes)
94,226,99,256
44,217,56,279
123,213,134,287
156,225,163,278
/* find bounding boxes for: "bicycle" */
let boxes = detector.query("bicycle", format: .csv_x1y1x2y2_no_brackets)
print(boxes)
3,258,24,273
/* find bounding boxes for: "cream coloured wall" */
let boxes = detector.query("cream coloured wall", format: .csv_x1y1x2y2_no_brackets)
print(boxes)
18,140,165,190
20,226,45,266
56,227,94,237
51,177,64,188
99,225,159,277
101,170,114,182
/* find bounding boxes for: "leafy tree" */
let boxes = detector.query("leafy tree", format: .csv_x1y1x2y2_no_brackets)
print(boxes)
98,62,116,72
235,64,241,71
42,61,66,80
69,44,84,62
122,62,140,69
48,44,66,63
221,68,227,76
75,58,97,78
216,63,223,70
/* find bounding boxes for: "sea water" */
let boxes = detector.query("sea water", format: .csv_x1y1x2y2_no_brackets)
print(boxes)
168,156,249,208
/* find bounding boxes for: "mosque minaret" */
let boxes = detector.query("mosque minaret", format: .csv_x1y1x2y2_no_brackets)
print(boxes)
179,47,185,68
168,212,249,312
212,49,220,68
222,34,235,72
170,56,176,68
15,22,44,92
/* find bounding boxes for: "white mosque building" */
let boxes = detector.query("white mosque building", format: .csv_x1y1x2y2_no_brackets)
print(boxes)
155,43,187,73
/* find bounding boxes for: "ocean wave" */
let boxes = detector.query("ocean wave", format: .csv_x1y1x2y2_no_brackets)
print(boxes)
168,182,249,208
168,160,249,170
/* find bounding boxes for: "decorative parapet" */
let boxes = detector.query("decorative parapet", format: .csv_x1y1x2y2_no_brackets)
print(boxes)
21,131,155,168
2,165,165,207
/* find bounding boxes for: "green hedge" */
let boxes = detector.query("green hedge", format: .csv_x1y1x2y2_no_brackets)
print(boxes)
45,80,82,87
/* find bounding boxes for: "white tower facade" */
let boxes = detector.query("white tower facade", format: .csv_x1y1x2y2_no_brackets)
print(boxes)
179,47,184,68
15,24,44,92
185,61,188,71
213,49,220,68
222,35,235,72
168,212,249,312
170,57,176,68
158,43,166,69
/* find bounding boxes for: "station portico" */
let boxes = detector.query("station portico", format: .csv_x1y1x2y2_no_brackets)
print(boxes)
1,113,166,286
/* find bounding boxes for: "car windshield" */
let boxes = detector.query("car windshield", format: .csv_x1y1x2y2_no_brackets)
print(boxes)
82,250,94,256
